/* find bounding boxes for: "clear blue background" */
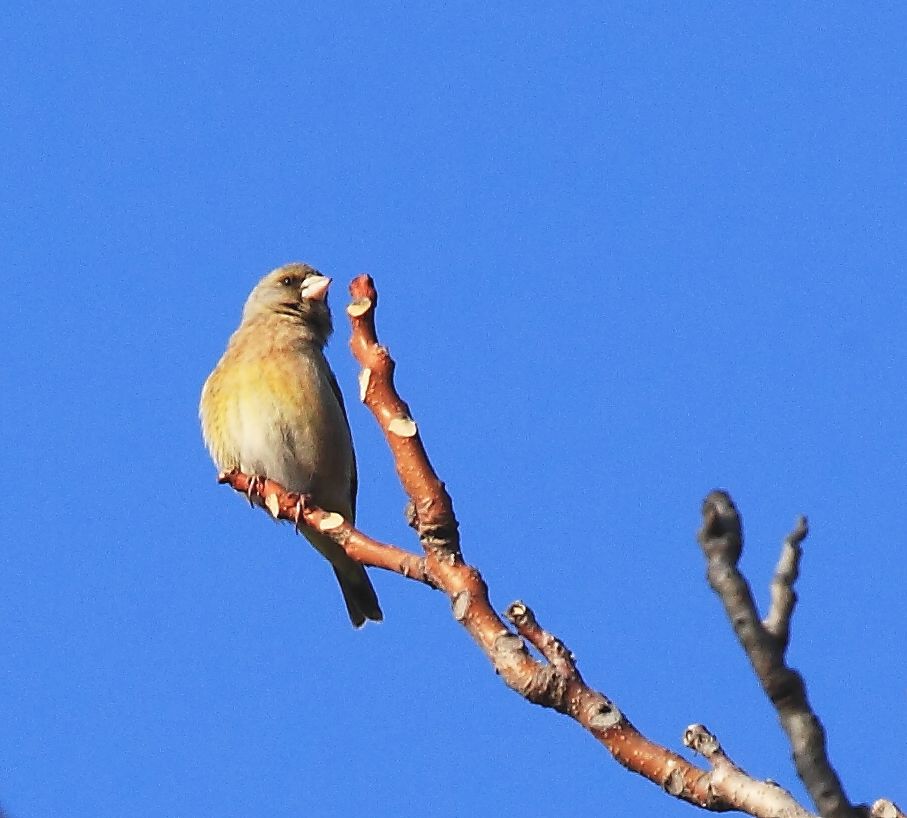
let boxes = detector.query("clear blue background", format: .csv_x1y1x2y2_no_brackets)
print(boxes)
2,4,904,816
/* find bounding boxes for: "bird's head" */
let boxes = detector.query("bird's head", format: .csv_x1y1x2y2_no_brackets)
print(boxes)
241,262,334,345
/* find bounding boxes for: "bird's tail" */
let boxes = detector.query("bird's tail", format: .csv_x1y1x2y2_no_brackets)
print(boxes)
332,561,383,628
303,528,383,627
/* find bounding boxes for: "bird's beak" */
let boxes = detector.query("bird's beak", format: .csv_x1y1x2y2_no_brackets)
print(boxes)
300,275,331,301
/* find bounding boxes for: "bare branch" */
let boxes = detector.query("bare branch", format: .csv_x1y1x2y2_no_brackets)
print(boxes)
218,471,433,585
221,469,737,810
764,516,808,648
345,277,818,813
209,277,854,816
347,276,460,558
698,491,857,818
684,724,814,818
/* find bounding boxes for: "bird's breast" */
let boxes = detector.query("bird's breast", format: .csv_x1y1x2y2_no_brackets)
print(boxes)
201,346,353,506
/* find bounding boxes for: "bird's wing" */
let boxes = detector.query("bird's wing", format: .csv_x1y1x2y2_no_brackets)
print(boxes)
327,366,357,522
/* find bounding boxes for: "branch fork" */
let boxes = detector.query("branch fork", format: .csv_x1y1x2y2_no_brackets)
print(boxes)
698,492,859,818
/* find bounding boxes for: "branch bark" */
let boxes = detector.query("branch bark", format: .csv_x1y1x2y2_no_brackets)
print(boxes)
347,280,460,558
697,491,858,818
684,724,812,818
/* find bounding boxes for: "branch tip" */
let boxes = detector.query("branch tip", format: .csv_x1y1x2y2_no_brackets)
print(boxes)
698,489,743,562
683,724,722,760
789,515,809,546
504,600,532,628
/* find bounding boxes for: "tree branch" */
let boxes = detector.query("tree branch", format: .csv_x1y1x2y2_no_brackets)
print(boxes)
211,276,897,815
218,470,434,585
697,491,857,818
223,467,740,808
684,724,813,818
763,516,808,649
347,278,460,558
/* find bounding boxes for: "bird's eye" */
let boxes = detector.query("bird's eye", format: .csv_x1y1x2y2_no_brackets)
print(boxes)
280,276,295,287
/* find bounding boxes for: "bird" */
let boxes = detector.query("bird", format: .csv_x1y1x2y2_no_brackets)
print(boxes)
199,262,383,627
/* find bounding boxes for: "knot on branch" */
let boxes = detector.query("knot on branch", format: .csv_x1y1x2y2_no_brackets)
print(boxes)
586,699,622,731
408,495,460,557
764,666,806,707
516,663,570,708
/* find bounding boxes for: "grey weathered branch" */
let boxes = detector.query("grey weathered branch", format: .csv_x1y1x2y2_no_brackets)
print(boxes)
763,516,808,648
697,491,857,818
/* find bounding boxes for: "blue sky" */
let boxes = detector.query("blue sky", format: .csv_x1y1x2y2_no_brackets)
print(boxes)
2,3,905,816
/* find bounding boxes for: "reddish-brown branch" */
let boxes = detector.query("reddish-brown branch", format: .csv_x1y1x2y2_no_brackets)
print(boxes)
218,470,433,585
222,461,729,808
211,276,865,816
347,276,460,557
341,275,801,812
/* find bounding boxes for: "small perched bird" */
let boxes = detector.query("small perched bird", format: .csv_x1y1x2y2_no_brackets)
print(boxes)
199,262,383,627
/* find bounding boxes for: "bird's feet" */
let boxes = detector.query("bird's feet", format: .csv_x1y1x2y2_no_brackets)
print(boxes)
245,473,266,507
293,494,314,534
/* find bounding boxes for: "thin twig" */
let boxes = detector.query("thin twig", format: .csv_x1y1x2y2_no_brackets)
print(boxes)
764,516,808,649
505,600,578,679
